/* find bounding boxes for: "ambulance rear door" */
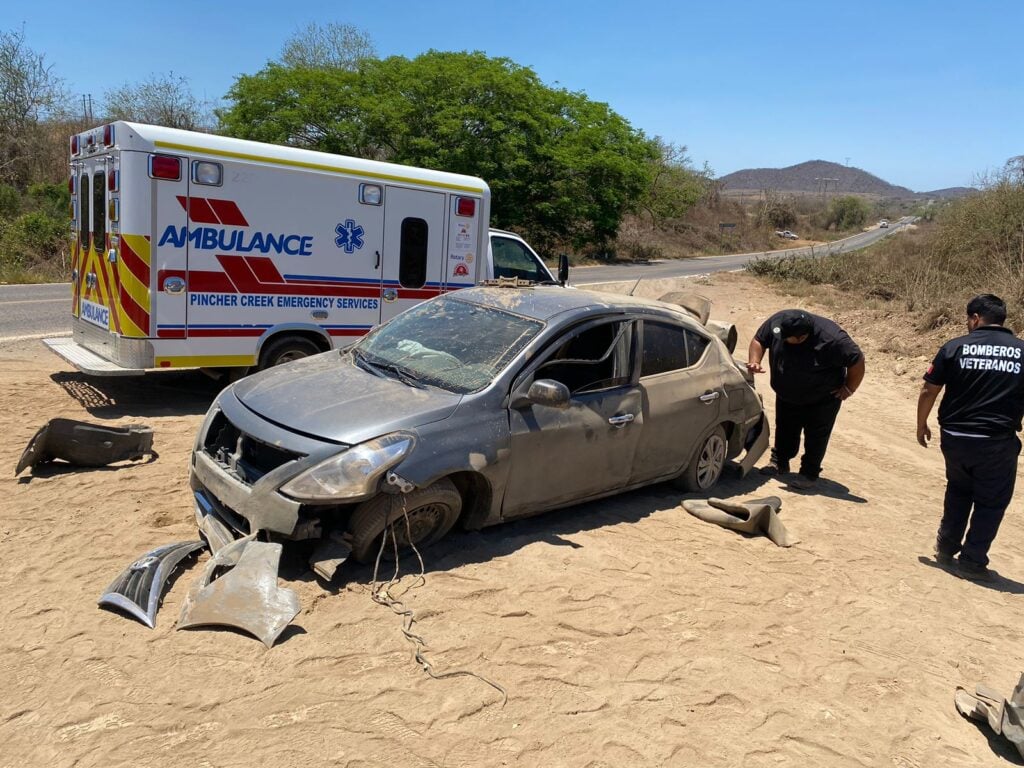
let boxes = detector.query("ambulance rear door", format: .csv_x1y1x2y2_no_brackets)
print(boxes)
380,186,446,323
149,152,190,340
75,154,117,335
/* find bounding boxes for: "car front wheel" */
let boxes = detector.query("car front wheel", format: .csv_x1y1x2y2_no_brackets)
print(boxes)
679,425,728,492
348,478,463,563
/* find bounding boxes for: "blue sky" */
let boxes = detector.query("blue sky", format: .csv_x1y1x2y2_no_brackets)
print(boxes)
11,0,1022,191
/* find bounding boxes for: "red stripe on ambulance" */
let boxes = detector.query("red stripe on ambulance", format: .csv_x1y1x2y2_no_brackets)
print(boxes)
207,199,248,227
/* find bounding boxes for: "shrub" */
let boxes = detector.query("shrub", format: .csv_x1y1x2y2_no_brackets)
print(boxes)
27,181,69,218
0,210,66,268
822,195,870,230
0,184,19,217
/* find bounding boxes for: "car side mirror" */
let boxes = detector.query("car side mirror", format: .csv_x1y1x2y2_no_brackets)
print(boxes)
557,254,569,286
524,378,570,409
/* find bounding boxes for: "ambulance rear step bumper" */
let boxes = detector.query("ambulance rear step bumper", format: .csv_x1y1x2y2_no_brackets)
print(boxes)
43,336,147,376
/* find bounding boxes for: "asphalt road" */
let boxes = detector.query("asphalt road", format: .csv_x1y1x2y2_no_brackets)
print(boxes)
0,217,914,342
574,216,916,284
0,282,73,341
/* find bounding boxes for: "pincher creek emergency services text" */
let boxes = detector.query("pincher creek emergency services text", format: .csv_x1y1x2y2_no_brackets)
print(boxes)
189,294,379,310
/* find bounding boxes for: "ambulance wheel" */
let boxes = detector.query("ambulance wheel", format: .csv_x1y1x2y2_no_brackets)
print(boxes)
349,479,463,564
676,424,728,492
258,335,321,370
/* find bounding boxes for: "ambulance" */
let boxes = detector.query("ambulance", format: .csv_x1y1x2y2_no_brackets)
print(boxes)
46,122,565,376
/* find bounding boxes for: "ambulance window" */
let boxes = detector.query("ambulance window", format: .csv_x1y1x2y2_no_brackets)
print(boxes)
78,172,89,246
399,217,428,288
92,171,106,251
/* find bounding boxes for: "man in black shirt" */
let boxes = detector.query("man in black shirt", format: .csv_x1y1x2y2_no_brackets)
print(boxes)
747,309,865,490
917,294,1024,581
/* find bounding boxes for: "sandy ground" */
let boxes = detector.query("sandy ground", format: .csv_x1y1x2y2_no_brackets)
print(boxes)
1,273,1022,768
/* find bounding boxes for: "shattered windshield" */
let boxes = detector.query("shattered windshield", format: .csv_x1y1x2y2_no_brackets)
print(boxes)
352,296,544,394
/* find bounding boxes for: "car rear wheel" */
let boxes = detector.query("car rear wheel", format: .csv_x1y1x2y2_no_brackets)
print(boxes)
678,425,728,492
349,478,463,564
258,335,322,370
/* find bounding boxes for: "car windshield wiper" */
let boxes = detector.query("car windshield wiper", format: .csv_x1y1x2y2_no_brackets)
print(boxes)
374,360,426,389
351,348,386,379
352,349,425,389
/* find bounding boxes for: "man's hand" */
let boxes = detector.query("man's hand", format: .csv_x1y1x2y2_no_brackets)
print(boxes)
917,423,932,447
832,384,854,400
746,339,767,375
917,381,942,448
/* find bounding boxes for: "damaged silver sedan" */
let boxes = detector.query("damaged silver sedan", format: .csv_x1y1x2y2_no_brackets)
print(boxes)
189,286,767,570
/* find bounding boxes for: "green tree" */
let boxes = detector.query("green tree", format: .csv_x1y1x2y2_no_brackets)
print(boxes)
823,195,870,230
219,51,655,251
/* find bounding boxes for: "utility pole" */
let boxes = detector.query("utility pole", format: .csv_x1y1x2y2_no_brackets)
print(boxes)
845,157,851,167
815,177,840,201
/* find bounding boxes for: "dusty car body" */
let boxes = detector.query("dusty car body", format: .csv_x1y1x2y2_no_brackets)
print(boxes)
189,286,766,563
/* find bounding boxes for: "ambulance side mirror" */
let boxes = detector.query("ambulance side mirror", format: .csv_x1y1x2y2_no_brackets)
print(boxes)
558,254,569,286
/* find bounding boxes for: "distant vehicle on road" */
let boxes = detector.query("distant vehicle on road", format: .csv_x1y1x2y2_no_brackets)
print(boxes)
879,220,889,228
775,230,799,240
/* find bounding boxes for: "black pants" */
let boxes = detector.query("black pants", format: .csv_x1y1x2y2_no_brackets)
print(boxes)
937,434,1020,567
771,397,842,479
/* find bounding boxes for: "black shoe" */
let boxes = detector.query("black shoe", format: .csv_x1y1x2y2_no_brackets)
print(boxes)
956,559,995,582
786,474,818,491
933,548,955,567
760,460,790,476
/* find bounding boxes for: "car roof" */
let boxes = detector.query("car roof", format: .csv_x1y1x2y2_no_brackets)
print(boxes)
447,285,704,326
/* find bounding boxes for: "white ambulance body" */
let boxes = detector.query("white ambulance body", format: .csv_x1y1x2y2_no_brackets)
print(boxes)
46,122,558,375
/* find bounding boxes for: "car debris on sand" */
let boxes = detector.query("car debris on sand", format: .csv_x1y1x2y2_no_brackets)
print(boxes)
98,284,767,648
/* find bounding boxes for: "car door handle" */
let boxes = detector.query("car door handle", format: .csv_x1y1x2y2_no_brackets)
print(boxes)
699,391,721,404
608,413,635,427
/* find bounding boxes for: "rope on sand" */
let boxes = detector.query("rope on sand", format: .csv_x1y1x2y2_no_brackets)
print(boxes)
369,495,508,707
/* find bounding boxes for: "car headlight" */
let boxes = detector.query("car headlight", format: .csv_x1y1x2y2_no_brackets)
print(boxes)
279,432,415,501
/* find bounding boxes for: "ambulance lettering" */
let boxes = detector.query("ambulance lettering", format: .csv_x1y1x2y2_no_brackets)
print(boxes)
80,298,110,329
157,225,313,256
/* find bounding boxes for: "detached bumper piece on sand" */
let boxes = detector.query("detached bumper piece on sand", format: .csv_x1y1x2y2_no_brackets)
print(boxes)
16,418,154,475
100,533,300,647
682,496,798,547
955,674,1024,758
98,541,206,627
177,536,300,649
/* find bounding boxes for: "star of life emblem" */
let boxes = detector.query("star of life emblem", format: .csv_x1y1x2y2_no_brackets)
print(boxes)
334,219,365,253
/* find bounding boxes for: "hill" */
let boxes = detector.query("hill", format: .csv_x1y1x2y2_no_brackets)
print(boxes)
919,186,978,200
719,160,915,198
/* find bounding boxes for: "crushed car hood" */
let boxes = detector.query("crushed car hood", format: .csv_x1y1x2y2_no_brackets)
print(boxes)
230,351,462,444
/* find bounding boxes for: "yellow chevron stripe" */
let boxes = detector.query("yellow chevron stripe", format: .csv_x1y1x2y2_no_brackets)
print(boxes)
153,140,485,193
121,233,151,265
96,249,120,332
118,258,150,313
155,354,256,368
117,306,147,338
120,234,152,313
